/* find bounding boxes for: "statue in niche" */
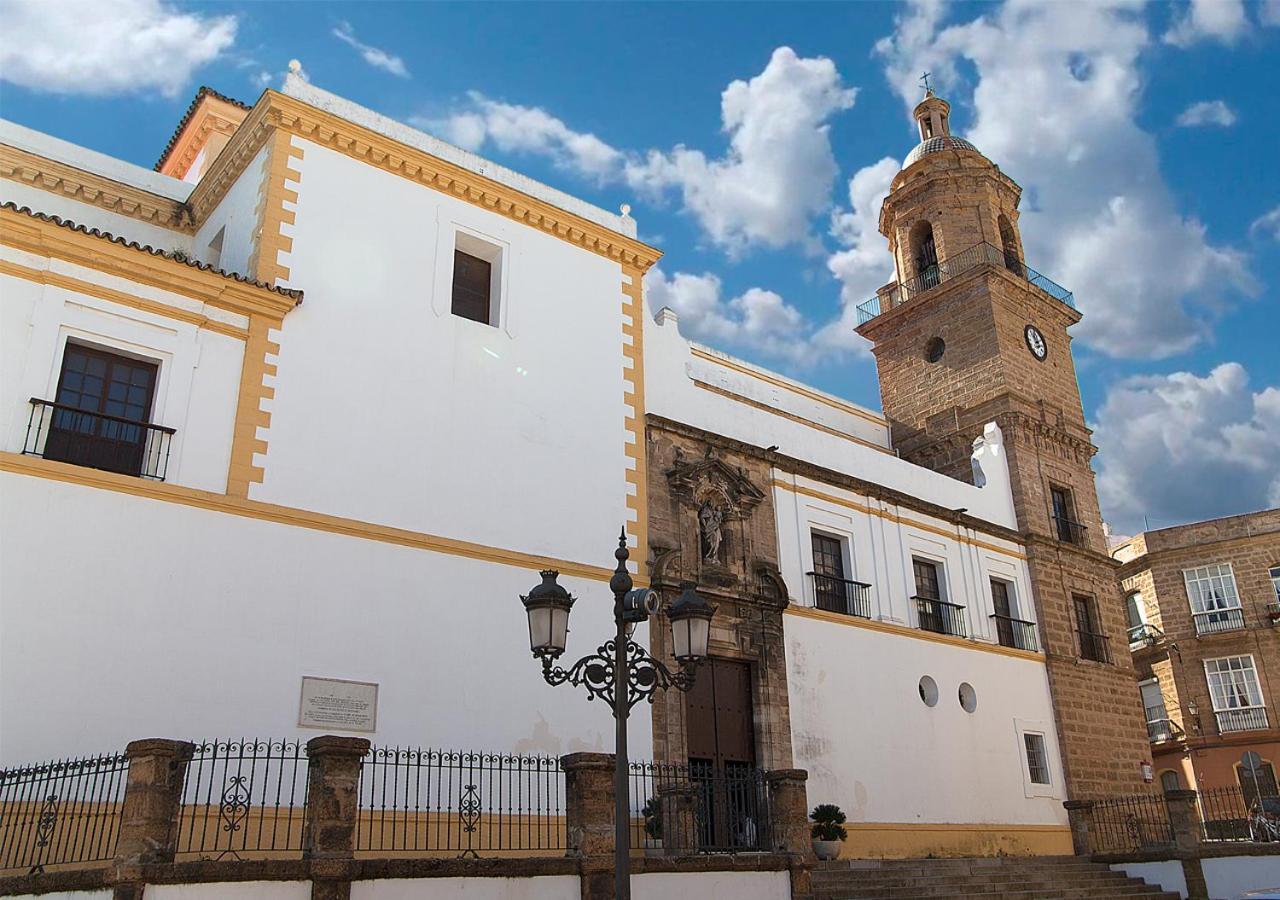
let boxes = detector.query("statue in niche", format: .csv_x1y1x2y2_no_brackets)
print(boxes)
699,500,724,563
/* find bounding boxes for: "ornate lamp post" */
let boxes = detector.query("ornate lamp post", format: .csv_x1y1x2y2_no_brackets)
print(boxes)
520,529,713,900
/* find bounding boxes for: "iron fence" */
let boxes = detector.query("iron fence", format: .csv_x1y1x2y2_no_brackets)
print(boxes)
914,596,967,637
0,752,129,874
356,748,565,857
24,398,175,481
1199,785,1280,843
1078,630,1113,664
629,761,770,855
991,614,1039,651
809,573,872,619
173,739,308,860
1089,791,1173,854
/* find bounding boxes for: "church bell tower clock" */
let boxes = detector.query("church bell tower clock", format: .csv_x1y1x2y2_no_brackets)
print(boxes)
856,86,1149,798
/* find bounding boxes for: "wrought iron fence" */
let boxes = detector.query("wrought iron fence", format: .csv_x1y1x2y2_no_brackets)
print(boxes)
1089,792,1173,854
1052,514,1088,546
356,748,565,857
0,752,129,874
1199,785,1280,843
629,761,770,855
24,398,175,481
914,596,967,637
809,573,872,619
173,739,308,860
991,614,1039,651
855,241,1076,325
1077,630,1112,664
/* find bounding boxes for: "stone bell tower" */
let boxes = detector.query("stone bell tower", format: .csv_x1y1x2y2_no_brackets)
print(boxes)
856,87,1150,798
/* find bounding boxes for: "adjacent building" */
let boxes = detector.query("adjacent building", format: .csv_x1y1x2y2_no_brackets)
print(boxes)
1114,509,1280,801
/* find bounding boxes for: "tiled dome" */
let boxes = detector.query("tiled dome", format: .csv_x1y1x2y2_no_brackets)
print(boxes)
903,135,981,167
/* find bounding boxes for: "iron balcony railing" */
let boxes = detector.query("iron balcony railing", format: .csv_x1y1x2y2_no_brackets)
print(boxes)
855,240,1076,326
808,573,872,619
23,398,174,481
1193,608,1246,636
914,596,967,637
991,614,1039,652
1052,514,1088,546
1216,707,1269,734
1078,630,1112,664
1143,704,1183,743
1128,623,1165,648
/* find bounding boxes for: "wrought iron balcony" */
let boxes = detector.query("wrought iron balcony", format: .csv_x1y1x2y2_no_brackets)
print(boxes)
1193,608,1246,636
1144,704,1183,743
1216,707,1269,734
991,614,1039,652
1077,629,1112,664
1128,623,1165,649
1052,514,1088,546
808,572,872,619
914,596,967,637
855,241,1076,326
23,398,174,481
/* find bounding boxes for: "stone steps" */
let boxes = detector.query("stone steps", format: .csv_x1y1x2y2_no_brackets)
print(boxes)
812,856,1180,900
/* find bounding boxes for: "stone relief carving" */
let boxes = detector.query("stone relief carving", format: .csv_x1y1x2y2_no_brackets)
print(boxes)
698,500,725,562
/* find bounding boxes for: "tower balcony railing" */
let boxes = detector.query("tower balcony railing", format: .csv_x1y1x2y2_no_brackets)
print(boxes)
808,572,873,619
855,240,1076,326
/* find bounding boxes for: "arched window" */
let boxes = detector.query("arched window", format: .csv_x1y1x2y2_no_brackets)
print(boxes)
999,215,1022,276
1159,770,1181,792
911,221,939,289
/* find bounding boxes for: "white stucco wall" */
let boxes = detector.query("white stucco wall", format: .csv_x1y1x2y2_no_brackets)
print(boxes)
146,884,310,900
352,876,579,900
192,142,269,275
1204,855,1280,899
0,473,651,764
786,611,1065,827
632,870,789,900
0,247,246,494
253,136,633,567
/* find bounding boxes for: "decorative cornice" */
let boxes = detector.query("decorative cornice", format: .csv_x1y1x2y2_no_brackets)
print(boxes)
187,91,663,272
0,143,194,232
155,86,252,173
0,203,301,319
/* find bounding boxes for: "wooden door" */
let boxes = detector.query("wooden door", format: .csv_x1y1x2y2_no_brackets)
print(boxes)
684,658,760,850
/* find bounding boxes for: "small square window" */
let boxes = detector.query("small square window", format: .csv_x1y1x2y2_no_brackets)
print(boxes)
450,232,503,327
1024,732,1050,785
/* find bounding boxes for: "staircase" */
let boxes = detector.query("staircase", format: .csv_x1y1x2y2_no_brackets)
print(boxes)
812,856,1182,900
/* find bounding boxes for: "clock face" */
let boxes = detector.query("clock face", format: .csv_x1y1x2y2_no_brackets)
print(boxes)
1025,324,1047,360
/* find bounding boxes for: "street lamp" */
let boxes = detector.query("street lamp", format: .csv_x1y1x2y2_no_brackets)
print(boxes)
520,529,713,900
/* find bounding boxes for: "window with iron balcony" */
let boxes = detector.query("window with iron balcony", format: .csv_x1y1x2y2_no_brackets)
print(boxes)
912,557,966,637
1205,654,1268,734
1184,564,1246,636
989,578,1038,651
808,531,871,619
1073,594,1111,664
1049,485,1086,546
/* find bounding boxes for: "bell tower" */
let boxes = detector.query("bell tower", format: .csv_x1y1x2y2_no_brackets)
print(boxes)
856,87,1149,798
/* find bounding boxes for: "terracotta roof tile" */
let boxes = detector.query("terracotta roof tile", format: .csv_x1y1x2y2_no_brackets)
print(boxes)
2,202,303,302
154,86,252,173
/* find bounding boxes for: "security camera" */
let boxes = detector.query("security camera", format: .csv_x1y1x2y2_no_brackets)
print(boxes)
622,588,661,623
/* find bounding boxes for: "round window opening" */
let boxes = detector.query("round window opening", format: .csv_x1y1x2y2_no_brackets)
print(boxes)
918,675,939,707
958,682,978,713
925,337,946,363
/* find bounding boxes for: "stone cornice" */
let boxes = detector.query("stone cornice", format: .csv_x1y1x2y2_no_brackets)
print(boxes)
1115,527,1280,578
1022,532,1121,568
156,87,251,177
904,408,1096,475
188,91,663,272
0,143,194,232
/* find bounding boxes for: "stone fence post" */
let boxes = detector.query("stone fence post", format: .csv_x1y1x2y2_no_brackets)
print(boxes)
114,738,194,866
766,769,811,857
656,781,697,856
303,735,370,860
1063,799,1094,856
561,752,615,900
1164,789,1202,854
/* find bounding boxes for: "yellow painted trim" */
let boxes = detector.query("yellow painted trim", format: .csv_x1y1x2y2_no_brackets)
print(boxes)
843,822,1069,834
0,206,298,321
622,263,648,562
0,258,248,340
159,94,246,181
0,143,193,232
226,315,275,495
187,91,662,273
785,605,1044,662
689,346,888,429
694,380,893,456
835,822,1072,859
0,452,640,586
771,478,1028,561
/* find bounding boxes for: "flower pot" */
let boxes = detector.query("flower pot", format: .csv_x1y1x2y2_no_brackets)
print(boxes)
812,838,842,861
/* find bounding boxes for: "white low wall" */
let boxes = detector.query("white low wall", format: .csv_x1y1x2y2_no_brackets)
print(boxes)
1204,855,1280,899
632,870,790,900
147,884,310,900
12,892,111,900
1110,861,1187,897
352,876,579,900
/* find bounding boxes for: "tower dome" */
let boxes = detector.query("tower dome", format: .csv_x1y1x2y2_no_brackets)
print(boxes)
902,89,986,169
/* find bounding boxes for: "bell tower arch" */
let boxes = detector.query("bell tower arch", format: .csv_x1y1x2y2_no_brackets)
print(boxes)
856,87,1150,799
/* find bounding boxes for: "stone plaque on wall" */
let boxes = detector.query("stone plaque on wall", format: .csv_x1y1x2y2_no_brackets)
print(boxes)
298,676,379,733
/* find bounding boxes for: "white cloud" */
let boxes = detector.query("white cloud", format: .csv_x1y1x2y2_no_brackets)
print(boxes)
1094,363,1280,533
875,0,1254,359
1263,0,1280,26
624,47,856,254
251,70,273,91
0,0,236,97
332,21,409,79
1164,0,1249,46
438,93,623,183
1250,206,1280,241
645,268,821,364
1176,99,1237,127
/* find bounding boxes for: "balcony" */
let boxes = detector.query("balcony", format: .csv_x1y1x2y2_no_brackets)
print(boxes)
1144,705,1183,743
1077,630,1112,664
991,614,1039,652
915,596,967,638
855,241,1076,326
1052,514,1088,546
1128,623,1165,649
1216,706,1270,734
23,398,174,481
808,573,872,619
1193,608,1246,636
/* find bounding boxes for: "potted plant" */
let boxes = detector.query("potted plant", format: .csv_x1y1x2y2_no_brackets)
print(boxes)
642,796,664,857
810,803,847,861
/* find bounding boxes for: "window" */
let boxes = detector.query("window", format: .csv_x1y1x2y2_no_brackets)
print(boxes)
810,532,848,614
1160,770,1182,793
42,343,160,478
451,249,493,324
1268,565,1280,605
1074,594,1109,663
1140,680,1174,741
1238,759,1279,808
910,221,939,288
998,214,1023,276
1023,733,1050,785
206,226,225,270
913,558,964,636
1184,564,1244,635
1050,486,1083,544
991,579,1035,650
913,558,941,601
1205,655,1267,733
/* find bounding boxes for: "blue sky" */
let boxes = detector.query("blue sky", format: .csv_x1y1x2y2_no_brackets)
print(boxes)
1,0,1277,534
